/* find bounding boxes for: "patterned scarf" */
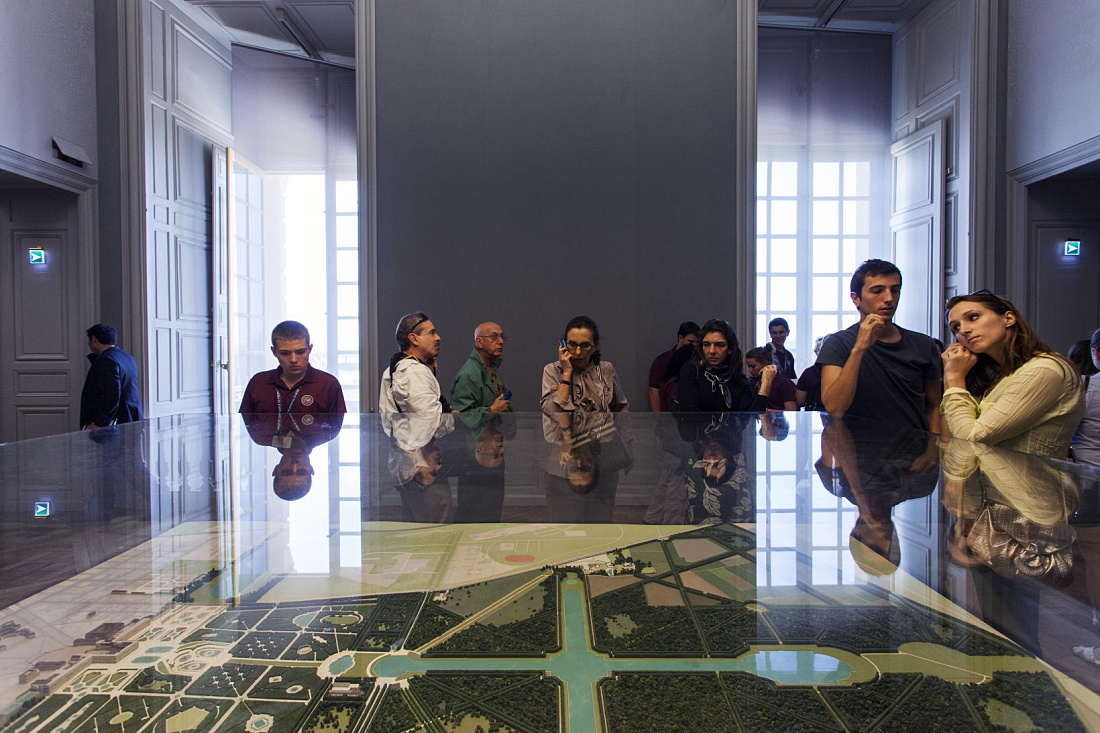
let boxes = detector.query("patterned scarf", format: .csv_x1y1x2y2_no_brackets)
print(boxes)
702,363,733,409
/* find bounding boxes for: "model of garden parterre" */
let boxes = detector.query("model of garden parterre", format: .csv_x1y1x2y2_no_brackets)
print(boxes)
0,524,1093,732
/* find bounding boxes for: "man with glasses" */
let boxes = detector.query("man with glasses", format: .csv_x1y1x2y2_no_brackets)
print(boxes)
450,322,512,419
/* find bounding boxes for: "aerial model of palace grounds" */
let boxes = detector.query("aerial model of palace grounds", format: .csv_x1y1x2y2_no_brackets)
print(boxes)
0,521,1094,733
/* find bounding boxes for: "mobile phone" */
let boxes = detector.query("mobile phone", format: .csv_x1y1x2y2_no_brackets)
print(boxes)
559,338,566,348
503,390,512,400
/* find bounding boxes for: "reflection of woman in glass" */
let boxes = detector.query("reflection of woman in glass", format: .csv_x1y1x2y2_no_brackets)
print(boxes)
677,320,772,413
684,423,753,525
941,438,1080,656
941,291,1084,457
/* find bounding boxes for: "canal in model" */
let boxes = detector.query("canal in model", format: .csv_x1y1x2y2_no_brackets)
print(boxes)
369,576,853,731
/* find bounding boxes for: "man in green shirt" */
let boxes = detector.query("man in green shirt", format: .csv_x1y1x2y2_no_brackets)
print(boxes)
450,321,512,422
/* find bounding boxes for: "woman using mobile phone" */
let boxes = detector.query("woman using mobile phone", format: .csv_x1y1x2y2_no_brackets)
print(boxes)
541,315,629,416
941,291,1084,457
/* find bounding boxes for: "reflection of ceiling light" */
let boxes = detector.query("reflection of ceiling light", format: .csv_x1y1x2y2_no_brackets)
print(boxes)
276,7,321,60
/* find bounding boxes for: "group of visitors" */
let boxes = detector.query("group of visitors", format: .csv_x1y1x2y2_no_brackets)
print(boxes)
224,258,1090,470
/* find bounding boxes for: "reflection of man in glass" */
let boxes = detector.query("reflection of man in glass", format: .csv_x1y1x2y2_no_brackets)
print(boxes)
245,413,342,501
271,439,315,502
474,421,505,469
817,416,938,575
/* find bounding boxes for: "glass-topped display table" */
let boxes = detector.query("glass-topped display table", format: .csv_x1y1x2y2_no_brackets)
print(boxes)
0,411,1097,731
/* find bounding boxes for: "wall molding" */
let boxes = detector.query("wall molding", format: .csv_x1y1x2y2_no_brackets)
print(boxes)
119,0,151,410
734,0,758,353
1008,133,1100,185
357,0,380,411
969,0,1006,293
0,146,97,192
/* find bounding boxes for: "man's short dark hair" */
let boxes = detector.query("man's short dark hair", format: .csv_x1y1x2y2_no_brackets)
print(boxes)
850,259,902,297
396,312,431,351
768,317,789,332
271,320,310,346
86,324,117,346
677,321,700,339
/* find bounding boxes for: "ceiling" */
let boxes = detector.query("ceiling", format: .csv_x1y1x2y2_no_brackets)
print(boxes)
185,0,935,68
759,0,937,32
186,1,356,67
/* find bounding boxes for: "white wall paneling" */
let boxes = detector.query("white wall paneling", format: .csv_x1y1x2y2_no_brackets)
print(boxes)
893,0,970,310
142,0,232,418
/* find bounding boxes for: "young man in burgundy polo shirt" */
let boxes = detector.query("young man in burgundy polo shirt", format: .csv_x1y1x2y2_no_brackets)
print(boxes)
239,320,347,423
647,321,700,411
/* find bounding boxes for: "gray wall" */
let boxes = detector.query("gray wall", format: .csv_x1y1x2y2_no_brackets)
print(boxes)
1007,1,1100,172
374,0,744,411
0,0,99,181
1005,1,1100,352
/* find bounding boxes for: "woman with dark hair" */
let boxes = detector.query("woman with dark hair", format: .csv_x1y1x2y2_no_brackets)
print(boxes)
1071,328,1100,466
541,316,632,521
676,319,774,412
1068,339,1099,378
941,291,1084,457
541,315,629,414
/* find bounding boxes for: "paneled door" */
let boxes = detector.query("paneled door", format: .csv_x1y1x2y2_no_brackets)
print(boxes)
889,120,945,342
0,187,86,440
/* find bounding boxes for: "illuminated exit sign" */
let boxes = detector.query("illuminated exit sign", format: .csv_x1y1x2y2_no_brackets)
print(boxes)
28,248,46,264
34,501,50,517
1065,240,1081,256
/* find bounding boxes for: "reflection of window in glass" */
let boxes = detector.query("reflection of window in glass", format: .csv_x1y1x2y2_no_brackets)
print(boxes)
756,415,862,589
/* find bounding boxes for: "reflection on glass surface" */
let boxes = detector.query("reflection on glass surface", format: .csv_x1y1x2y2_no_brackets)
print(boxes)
1,413,1099,731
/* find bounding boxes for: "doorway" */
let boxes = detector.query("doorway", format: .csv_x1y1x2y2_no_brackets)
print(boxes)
0,178,89,441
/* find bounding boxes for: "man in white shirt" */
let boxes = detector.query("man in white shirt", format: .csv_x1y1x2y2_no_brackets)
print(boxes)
380,312,454,454
380,312,447,414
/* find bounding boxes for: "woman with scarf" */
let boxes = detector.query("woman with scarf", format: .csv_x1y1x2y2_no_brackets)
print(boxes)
676,319,774,413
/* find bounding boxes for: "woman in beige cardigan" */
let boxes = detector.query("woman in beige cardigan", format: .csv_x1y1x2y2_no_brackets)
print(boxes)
940,290,1084,458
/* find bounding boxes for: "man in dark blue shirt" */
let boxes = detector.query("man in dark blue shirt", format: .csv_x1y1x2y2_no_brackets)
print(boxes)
80,324,144,429
818,260,943,434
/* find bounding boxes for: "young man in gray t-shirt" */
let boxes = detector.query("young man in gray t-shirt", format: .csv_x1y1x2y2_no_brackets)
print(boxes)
817,259,944,435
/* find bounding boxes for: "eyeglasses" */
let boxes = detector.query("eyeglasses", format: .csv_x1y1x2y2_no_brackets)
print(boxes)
566,341,595,351
479,332,507,342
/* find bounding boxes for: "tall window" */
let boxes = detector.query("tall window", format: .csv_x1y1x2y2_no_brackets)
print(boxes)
756,27,892,588
756,156,878,364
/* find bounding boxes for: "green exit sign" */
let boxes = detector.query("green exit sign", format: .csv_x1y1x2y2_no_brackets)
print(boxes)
34,501,50,517
28,248,46,264
1065,240,1081,256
